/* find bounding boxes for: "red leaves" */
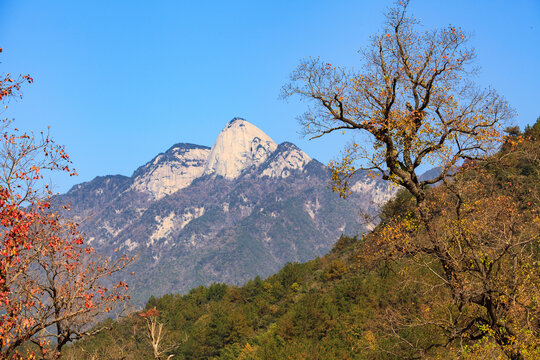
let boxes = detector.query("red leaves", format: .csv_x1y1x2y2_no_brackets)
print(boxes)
0,51,132,358
139,307,159,318
84,294,94,309
0,50,33,103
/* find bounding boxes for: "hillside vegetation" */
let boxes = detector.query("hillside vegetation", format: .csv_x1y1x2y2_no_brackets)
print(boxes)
63,119,539,359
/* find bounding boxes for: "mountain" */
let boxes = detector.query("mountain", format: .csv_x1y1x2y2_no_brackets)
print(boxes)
203,117,279,178
56,118,397,305
132,143,211,200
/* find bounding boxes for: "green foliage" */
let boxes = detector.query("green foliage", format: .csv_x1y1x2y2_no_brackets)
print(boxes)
379,188,416,225
324,259,348,280
206,283,228,302
330,234,357,254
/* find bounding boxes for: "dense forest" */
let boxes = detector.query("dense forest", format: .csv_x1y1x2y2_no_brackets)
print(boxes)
63,119,539,359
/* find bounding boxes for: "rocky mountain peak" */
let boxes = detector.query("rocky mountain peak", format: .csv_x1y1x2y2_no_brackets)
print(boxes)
203,118,278,179
258,142,312,178
130,143,211,200
227,117,247,126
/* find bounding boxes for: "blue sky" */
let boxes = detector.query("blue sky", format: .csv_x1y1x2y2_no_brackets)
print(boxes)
1,0,539,193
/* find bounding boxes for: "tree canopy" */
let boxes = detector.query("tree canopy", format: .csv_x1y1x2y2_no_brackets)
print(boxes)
282,0,514,204
0,49,133,359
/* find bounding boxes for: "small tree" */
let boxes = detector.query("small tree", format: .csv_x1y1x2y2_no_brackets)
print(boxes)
282,0,514,205
139,307,182,360
0,49,133,359
25,214,133,359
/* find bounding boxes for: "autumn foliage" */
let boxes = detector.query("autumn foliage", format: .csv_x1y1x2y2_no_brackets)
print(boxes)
282,0,514,204
365,157,539,358
0,50,133,359
283,1,537,358
0,48,33,104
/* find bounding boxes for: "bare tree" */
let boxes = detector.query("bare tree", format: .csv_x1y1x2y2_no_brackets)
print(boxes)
139,307,184,360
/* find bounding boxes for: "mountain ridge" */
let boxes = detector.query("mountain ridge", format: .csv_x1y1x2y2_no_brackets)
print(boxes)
55,118,398,304
203,118,279,179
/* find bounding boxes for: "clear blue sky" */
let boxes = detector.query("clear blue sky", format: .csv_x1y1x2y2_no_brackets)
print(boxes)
1,0,539,193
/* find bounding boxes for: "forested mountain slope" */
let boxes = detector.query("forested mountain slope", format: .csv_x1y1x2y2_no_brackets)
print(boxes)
63,120,539,359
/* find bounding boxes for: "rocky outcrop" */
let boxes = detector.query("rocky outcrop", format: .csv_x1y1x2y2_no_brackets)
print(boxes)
203,118,277,178
131,144,210,200
259,142,311,179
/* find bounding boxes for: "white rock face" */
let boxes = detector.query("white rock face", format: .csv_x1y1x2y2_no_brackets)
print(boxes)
179,207,205,230
260,142,311,178
350,177,399,205
304,197,321,220
149,212,177,245
131,145,210,200
204,118,277,179
123,238,139,251
149,207,206,246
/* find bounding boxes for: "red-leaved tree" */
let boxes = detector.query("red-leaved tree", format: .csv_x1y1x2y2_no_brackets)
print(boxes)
0,48,133,359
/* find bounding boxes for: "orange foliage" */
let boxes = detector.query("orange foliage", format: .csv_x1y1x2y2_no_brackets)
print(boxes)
0,49,133,359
